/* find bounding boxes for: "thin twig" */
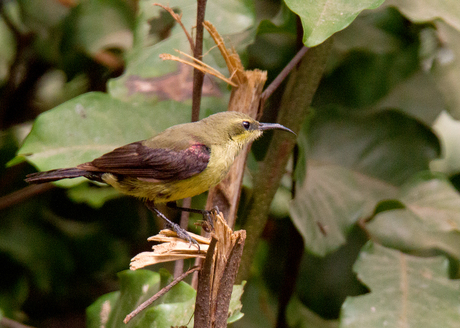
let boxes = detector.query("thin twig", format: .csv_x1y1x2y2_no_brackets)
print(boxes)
124,266,201,324
259,46,309,117
153,3,194,53
160,53,237,86
177,0,208,274
191,0,208,122
0,184,54,211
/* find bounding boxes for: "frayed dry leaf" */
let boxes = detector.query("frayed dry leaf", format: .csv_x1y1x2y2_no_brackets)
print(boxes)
130,229,210,269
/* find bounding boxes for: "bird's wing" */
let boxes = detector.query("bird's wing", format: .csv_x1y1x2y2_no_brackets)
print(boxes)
77,141,210,180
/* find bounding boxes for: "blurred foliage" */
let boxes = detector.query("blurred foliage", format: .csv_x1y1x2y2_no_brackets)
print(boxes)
1,0,460,327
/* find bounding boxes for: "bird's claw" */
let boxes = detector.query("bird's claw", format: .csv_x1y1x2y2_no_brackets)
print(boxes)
166,221,200,251
200,206,218,232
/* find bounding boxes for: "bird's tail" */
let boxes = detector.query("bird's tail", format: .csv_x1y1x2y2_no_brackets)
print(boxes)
25,168,103,184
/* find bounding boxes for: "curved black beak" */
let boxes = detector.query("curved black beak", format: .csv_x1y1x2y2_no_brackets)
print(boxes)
258,122,296,136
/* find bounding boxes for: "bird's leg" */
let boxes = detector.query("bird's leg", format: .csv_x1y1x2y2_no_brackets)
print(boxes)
145,200,199,249
166,201,216,231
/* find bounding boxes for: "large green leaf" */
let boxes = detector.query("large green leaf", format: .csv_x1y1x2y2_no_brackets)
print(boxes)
17,92,192,187
340,242,460,328
366,172,460,259
284,0,386,46
374,70,444,125
291,162,395,256
291,109,439,256
366,209,460,260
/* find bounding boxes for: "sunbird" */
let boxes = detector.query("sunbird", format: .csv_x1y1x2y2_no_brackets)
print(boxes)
25,111,295,244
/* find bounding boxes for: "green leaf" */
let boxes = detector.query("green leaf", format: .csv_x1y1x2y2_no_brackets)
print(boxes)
257,4,297,36
341,242,460,328
366,209,460,260
431,111,460,175
64,0,135,56
86,269,244,327
287,296,339,328
366,172,460,259
374,70,444,125
17,92,192,187
431,21,460,120
291,109,439,256
332,10,403,55
284,0,386,46
67,183,122,209
399,172,460,232
87,270,162,328
315,49,420,109
86,291,121,328
291,162,395,256
384,0,460,32
228,282,246,323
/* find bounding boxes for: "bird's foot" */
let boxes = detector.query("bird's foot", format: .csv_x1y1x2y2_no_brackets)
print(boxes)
146,201,200,251
164,221,200,251
200,206,219,232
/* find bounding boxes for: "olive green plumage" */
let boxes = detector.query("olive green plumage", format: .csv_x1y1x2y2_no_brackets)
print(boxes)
26,111,294,204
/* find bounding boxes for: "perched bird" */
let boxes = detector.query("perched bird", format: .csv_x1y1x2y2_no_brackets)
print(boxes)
25,111,295,243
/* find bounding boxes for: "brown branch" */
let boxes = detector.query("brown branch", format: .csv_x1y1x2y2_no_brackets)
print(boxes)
123,266,201,324
193,210,246,328
191,0,208,122
194,237,217,327
259,46,309,117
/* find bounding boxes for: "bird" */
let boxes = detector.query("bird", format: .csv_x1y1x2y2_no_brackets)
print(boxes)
25,111,295,244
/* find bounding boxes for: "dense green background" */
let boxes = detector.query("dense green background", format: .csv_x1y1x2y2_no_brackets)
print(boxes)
1,0,460,327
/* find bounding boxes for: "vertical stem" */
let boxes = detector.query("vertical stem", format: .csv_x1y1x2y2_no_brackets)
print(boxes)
191,0,208,122
176,0,207,276
237,39,333,283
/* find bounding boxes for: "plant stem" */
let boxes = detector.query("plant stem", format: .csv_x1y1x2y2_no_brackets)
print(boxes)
177,0,208,277
237,39,333,283
191,0,207,122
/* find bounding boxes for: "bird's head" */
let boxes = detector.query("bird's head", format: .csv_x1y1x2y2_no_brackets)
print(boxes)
201,112,295,147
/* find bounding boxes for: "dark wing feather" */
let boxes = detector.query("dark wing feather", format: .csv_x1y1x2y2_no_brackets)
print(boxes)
77,141,210,180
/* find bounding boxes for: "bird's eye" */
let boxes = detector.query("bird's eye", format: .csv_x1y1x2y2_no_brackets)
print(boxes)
242,121,251,130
